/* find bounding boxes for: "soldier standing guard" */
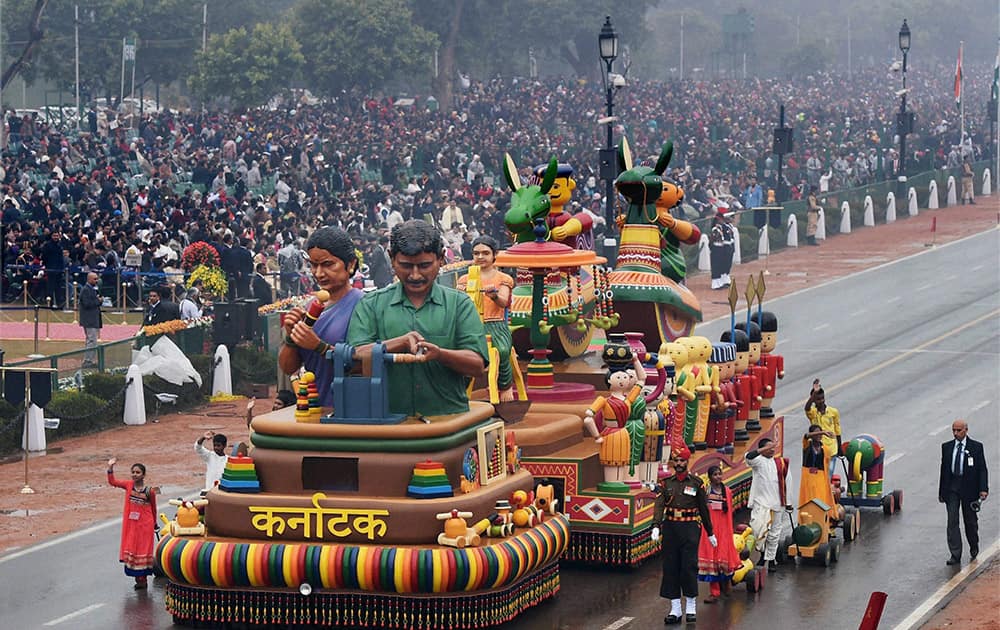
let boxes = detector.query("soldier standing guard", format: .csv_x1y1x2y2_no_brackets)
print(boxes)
652,444,716,625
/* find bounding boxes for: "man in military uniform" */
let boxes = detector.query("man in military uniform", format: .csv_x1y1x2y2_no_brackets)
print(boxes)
652,444,716,625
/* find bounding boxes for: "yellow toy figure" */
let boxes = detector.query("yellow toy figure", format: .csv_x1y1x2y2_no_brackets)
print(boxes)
584,341,647,482
457,236,516,402
659,341,696,449
678,336,716,450
532,162,593,249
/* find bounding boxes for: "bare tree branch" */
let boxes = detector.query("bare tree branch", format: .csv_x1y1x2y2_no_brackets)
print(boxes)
2,0,50,91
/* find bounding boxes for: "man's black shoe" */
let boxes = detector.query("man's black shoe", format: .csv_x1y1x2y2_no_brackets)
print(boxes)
768,560,778,573
686,613,697,623
970,548,979,560
664,614,681,625
946,556,961,566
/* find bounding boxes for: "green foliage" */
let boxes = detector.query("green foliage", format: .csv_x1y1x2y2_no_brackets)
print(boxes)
143,374,205,413
294,0,437,95
781,44,828,78
188,353,215,386
231,345,276,388
46,390,113,438
84,372,128,416
0,399,18,421
190,22,304,109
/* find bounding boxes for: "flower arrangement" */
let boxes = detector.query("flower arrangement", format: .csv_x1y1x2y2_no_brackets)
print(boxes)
141,319,188,336
257,294,311,315
188,264,228,297
181,242,221,271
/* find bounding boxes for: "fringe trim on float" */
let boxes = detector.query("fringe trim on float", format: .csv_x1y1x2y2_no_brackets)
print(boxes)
165,562,560,629
563,528,662,567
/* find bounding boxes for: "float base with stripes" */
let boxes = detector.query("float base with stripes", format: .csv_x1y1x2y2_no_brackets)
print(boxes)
164,560,560,629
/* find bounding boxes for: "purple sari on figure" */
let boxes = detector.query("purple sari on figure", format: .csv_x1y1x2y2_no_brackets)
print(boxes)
298,288,364,407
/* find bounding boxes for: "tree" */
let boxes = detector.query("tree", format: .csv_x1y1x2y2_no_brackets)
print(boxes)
1,0,49,91
292,0,437,97
189,23,304,110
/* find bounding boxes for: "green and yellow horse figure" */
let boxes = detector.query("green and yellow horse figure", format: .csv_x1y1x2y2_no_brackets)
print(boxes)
500,154,614,364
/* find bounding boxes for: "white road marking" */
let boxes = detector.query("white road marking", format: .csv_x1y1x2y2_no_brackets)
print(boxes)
929,424,951,436
893,540,1000,630
884,452,905,466
697,231,989,328
777,309,1000,418
943,274,957,281
887,296,902,303
850,309,867,317
813,323,830,331
971,400,991,413
971,264,984,271
0,487,201,564
43,603,106,626
603,617,635,630
915,283,932,291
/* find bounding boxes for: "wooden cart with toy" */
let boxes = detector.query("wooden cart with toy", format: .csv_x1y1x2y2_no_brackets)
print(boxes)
838,434,904,516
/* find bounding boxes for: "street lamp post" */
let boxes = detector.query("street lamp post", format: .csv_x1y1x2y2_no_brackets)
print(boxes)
896,19,911,200
598,16,619,249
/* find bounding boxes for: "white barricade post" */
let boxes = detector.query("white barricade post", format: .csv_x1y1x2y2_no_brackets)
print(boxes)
757,226,770,256
22,404,46,452
983,169,992,195
946,176,958,206
124,364,147,425
885,192,897,224
864,195,875,226
908,187,918,216
928,180,940,209
816,208,826,240
697,233,711,271
732,228,742,265
213,344,233,396
840,201,852,234
786,213,798,247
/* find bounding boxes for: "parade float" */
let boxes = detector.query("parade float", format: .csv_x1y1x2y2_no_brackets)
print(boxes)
156,338,570,629
480,150,784,567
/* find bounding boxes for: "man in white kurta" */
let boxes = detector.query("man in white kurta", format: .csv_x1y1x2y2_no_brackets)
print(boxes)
745,437,789,572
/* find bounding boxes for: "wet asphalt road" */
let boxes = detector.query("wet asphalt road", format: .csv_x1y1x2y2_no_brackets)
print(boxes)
1,230,997,630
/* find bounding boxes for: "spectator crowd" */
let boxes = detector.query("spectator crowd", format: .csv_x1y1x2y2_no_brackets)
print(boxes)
2,62,993,310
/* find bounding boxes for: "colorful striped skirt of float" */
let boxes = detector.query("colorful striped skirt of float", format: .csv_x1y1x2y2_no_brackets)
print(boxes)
159,515,568,628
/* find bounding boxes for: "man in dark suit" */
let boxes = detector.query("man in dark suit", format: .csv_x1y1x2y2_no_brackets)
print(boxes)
939,419,989,565
145,286,181,326
234,237,255,298
367,235,393,289
79,272,103,367
251,263,273,304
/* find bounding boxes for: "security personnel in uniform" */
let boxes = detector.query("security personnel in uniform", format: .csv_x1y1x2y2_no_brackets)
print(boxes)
652,444,716,625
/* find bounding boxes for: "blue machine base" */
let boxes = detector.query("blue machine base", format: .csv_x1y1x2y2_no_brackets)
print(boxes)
320,413,407,425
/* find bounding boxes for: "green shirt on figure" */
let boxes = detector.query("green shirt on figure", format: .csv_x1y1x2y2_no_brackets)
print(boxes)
347,281,488,417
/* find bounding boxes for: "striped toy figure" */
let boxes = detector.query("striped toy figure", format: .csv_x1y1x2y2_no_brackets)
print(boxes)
677,336,715,450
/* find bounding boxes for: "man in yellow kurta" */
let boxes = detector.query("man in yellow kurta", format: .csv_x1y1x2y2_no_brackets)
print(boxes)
804,380,842,476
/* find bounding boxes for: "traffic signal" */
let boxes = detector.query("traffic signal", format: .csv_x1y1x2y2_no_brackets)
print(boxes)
748,15,755,32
